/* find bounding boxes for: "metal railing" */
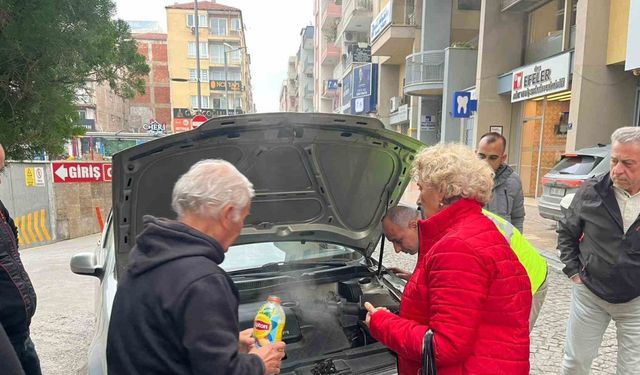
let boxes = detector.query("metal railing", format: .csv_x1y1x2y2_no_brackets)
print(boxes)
405,50,445,87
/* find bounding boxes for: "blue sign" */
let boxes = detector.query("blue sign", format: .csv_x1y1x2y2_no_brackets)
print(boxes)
353,64,372,98
342,72,352,106
327,79,339,91
452,91,477,118
371,1,392,41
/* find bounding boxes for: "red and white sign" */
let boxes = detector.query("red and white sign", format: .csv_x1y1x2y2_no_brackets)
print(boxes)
102,164,113,182
173,118,192,133
52,162,112,183
192,114,208,129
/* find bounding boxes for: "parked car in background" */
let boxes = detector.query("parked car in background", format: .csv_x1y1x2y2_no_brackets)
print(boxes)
70,113,423,375
537,144,610,221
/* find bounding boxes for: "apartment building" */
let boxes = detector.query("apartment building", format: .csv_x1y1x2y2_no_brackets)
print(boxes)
129,32,171,135
280,57,298,112
166,1,253,133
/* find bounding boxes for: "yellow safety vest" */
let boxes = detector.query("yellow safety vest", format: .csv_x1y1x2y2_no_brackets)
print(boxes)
483,209,548,294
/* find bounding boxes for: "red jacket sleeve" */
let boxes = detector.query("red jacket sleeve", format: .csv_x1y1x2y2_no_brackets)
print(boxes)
369,237,492,366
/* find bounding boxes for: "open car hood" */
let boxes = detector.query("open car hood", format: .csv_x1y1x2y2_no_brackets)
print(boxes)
112,113,422,273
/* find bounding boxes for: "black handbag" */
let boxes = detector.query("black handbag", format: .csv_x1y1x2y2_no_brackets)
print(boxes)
421,329,437,375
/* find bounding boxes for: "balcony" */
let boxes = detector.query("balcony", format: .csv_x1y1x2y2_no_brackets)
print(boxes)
404,50,445,96
321,0,342,31
321,42,340,66
338,0,373,36
370,1,416,64
304,61,314,74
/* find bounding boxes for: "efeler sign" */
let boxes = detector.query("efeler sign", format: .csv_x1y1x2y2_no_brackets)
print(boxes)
511,52,571,103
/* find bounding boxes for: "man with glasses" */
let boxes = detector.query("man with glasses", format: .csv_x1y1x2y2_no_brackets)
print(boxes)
0,144,41,374
477,132,526,232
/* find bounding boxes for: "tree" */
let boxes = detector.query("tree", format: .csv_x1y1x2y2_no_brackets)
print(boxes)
0,0,150,160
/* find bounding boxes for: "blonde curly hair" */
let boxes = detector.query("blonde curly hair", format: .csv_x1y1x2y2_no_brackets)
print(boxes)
412,143,494,205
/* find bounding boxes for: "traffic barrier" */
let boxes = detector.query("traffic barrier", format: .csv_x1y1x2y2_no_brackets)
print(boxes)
16,209,52,248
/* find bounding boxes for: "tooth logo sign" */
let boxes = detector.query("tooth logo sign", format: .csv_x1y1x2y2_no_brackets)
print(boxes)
457,95,469,115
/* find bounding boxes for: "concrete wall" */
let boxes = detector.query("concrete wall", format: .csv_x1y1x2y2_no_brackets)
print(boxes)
0,162,110,248
567,0,638,151
474,0,526,145
441,47,478,142
422,0,452,51
607,0,630,65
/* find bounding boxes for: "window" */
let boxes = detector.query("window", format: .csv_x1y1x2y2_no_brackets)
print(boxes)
213,97,226,109
191,96,211,109
186,14,207,28
550,155,602,176
211,68,241,81
231,18,241,31
78,110,87,121
210,43,224,64
189,69,209,82
209,17,227,35
188,42,208,58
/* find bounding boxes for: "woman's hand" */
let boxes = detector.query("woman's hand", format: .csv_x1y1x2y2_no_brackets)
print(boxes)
364,302,390,328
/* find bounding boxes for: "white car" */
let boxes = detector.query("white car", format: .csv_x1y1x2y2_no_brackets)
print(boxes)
71,113,422,374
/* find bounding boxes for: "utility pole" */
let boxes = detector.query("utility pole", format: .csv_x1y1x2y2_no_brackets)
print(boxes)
194,0,202,113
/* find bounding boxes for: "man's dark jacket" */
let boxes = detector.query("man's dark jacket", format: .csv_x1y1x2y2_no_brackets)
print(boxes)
485,164,525,233
106,216,264,375
0,199,37,345
558,173,640,303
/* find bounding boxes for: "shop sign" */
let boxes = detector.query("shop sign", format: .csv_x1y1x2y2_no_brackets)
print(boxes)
371,1,392,41
210,80,243,92
353,64,372,98
421,115,437,131
511,52,570,103
350,46,371,64
626,0,640,71
173,118,192,133
143,120,167,135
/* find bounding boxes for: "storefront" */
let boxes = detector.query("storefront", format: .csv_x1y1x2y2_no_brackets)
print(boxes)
509,52,573,197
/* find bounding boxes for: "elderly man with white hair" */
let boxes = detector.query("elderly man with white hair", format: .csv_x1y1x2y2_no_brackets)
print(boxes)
107,159,285,375
559,127,640,375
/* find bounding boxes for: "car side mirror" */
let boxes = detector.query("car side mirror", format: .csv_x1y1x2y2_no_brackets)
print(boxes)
70,252,104,278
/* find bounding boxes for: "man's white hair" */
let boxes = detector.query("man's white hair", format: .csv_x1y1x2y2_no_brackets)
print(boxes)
171,159,255,220
611,127,640,145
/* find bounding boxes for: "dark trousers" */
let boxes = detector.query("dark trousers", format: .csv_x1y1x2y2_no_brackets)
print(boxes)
11,335,42,375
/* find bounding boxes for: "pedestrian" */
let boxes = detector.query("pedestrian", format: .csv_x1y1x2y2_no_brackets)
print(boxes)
0,144,42,375
477,132,525,232
106,159,285,375
365,143,531,375
382,205,548,331
559,126,640,375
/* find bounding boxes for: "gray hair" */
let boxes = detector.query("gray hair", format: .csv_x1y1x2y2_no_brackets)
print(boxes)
611,127,640,145
384,205,420,228
171,159,255,220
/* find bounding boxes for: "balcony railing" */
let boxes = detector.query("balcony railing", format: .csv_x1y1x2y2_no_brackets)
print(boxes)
405,50,445,87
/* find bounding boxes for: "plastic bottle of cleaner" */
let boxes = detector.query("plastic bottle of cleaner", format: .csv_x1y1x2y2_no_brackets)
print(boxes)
253,295,286,348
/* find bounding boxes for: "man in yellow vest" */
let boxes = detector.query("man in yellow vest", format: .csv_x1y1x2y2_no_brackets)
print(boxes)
382,205,548,331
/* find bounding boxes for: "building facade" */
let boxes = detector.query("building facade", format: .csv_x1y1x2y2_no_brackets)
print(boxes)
166,1,253,133
130,32,171,135
297,26,315,113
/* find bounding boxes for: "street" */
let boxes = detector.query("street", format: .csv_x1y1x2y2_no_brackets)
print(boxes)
21,201,618,375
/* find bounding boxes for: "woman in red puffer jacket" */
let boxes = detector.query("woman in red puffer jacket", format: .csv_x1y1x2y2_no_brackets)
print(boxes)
365,143,531,375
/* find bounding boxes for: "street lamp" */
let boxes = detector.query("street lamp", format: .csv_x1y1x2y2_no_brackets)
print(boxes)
223,42,246,115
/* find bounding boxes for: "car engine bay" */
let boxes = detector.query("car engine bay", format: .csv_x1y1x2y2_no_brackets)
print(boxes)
235,270,401,374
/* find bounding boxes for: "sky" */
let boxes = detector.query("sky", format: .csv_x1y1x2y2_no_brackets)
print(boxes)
114,0,314,112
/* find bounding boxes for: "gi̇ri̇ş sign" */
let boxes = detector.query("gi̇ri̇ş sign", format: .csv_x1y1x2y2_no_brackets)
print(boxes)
511,52,571,103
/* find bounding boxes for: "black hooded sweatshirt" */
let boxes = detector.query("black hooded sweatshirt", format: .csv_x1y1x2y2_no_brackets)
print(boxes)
106,216,264,375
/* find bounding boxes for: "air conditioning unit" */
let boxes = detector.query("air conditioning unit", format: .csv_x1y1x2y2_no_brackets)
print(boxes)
390,96,402,112
344,31,355,42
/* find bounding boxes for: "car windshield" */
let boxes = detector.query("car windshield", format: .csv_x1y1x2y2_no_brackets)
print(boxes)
220,241,362,272
550,155,600,175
